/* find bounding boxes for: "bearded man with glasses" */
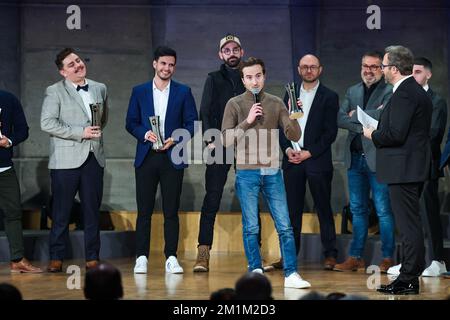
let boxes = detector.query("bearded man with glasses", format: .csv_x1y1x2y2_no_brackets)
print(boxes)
336,51,395,273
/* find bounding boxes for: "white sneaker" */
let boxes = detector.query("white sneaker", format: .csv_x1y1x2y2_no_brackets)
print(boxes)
133,255,148,274
421,260,447,277
165,256,184,274
387,263,401,275
284,272,311,289
251,268,264,274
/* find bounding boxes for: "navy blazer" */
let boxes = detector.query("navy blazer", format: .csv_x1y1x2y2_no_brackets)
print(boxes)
280,83,339,172
125,80,198,169
0,90,29,167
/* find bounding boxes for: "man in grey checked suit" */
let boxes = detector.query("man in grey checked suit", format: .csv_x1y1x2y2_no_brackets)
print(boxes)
41,48,107,272
335,51,395,272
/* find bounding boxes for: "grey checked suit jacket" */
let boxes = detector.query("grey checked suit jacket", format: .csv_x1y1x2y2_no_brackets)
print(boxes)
41,79,108,169
337,80,392,172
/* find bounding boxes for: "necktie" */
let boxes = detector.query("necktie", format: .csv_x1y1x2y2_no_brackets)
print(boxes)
76,84,89,92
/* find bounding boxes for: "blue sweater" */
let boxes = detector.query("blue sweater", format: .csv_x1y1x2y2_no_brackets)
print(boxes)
0,90,29,167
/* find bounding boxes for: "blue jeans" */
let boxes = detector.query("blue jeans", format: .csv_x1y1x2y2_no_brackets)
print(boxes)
235,169,297,277
347,153,395,258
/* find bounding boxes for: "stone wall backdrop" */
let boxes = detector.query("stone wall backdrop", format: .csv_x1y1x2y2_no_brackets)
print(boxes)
0,0,448,216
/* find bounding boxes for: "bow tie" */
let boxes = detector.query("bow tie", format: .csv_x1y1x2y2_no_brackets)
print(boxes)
76,84,89,92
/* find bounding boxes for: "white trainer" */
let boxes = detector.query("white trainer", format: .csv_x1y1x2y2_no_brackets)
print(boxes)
165,256,184,274
134,255,148,274
251,268,264,274
387,263,401,275
421,260,447,277
284,272,311,289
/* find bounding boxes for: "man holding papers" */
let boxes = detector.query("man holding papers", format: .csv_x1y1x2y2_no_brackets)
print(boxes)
336,51,394,273
364,45,433,295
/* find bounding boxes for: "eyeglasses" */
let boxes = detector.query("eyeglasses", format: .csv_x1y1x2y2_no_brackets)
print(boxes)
362,64,381,71
299,65,320,72
221,47,241,55
380,64,395,70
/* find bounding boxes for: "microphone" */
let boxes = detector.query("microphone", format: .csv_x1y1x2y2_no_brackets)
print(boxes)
251,88,262,121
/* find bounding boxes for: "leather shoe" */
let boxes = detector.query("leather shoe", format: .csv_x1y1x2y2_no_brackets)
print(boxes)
47,260,63,273
324,257,337,270
377,278,419,295
86,260,99,270
10,258,43,273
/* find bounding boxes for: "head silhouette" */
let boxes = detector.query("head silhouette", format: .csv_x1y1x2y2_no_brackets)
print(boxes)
84,262,123,300
235,272,273,300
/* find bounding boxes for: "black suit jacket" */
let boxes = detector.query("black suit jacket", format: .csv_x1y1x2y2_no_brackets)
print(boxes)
427,88,447,178
372,77,433,184
280,83,339,172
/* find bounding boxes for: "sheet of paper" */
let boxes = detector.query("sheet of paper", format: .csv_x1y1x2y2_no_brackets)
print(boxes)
357,105,378,129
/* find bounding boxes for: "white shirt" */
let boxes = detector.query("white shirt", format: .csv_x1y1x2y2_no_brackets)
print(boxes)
291,81,320,150
152,79,170,140
423,84,429,92
392,75,413,93
72,80,94,121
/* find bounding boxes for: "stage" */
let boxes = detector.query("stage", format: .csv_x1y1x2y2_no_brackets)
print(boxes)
0,251,449,300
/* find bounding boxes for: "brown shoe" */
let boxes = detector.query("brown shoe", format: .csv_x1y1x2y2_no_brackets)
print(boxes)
333,257,366,272
324,257,337,270
47,260,63,273
193,245,210,272
86,260,99,270
10,258,43,273
379,258,394,273
265,258,283,271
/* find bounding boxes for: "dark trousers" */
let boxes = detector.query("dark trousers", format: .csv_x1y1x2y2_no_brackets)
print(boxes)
389,183,425,283
49,153,104,261
0,167,24,261
198,163,262,248
283,163,337,258
135,151,184,259
419,179,444,261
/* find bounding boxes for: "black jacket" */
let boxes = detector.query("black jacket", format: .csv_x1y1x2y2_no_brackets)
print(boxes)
199,64,245,135
0,90,29,167
372,77,433,184
279,83,339,172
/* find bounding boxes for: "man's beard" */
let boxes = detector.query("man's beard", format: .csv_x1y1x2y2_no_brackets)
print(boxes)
225,56,241,68
302,76,318,83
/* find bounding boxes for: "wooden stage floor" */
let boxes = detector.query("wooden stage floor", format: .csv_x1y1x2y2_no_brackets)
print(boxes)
0,251,449,300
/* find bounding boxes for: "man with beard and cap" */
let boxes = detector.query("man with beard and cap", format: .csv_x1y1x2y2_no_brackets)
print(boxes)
269,54,340,271
194,34,267,272
334,51,395,273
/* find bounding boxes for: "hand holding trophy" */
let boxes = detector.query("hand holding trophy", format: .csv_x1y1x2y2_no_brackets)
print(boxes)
149,115,164,150
285,82,304,120
89,103,102,138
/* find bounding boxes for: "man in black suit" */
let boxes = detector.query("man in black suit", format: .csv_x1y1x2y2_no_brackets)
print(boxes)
272,54,339,270
363,45,433,295
387,57,448,277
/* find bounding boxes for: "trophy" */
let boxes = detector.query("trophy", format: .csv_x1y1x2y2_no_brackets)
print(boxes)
285,82,304,120
89,103,102,127
149,115,164,150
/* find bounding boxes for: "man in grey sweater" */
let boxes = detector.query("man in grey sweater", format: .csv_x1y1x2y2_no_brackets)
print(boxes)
221,57,310,289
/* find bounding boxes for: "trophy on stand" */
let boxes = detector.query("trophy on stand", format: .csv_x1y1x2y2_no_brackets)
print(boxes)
285,82,304,120
149,115,164,150
89,103,102,127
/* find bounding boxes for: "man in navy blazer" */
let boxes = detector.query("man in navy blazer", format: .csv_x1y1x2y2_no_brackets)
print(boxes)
126,46,197,274
0,89,42,273
274,54,339,271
